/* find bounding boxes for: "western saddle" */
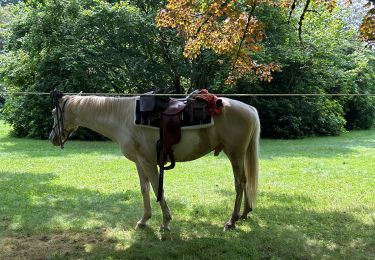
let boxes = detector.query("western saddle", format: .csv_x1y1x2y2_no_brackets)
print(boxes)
139,91,220,201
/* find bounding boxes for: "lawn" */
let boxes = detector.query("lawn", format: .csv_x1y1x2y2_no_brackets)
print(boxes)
0,120,374,259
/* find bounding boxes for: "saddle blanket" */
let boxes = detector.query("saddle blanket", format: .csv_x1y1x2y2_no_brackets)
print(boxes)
134,99,213,129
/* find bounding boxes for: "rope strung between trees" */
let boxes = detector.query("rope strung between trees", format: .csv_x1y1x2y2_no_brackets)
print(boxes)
1,91,375,97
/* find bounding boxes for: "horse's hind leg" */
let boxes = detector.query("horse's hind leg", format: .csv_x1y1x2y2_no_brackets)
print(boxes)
240,189,252,219
224,156,246,230
136,156,172,231
135,163,152,229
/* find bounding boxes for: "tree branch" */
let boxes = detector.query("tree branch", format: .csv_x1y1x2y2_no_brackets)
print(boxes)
288,0,297,24
231,3,257,70
298,0,311,45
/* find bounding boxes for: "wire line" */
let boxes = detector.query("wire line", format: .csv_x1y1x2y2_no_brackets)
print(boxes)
1,91,375,97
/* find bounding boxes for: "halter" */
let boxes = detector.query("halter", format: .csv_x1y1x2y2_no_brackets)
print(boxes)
51,90,68,149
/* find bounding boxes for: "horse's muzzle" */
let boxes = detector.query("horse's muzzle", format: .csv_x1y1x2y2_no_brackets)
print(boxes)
49,130,61,146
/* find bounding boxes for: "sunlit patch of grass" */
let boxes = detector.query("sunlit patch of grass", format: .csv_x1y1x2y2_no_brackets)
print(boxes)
0,120,374,259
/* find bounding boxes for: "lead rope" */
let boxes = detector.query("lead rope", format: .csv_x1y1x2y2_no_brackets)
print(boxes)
56,102,64,149
51,90,66,149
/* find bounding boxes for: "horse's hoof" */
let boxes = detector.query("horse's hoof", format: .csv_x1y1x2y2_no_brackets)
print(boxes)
135,222,147,230
240,214,248,220
223,222,236,231
159,225,171,232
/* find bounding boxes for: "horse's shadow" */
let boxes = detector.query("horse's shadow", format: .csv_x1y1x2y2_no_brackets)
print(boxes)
0,172,140,232
88,205,374,260
0,171,373,259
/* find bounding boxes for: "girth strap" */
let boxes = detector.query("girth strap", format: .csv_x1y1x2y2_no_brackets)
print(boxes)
156,113,181,201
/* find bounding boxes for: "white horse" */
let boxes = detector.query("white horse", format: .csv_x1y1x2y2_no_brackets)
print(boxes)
49,93,260,231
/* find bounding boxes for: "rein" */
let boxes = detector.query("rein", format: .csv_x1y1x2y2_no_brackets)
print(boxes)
51,90,68,149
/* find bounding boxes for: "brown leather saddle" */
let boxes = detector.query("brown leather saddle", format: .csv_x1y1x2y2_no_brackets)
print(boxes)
139,93,210,201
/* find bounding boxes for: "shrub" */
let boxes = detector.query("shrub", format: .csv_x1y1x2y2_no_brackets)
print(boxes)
0,1,171,139
251,96,346,139
344,96,375,130
2,95,52,138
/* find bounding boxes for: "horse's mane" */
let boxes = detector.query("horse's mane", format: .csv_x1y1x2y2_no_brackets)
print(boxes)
65,95,134,122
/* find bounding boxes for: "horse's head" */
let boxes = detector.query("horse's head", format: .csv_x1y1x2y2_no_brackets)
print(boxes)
49,90,78,148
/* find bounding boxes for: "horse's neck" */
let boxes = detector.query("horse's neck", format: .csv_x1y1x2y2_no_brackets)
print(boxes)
71,96,134,141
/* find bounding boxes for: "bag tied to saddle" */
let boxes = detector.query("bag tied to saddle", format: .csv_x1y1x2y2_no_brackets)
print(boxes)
139,93,169,113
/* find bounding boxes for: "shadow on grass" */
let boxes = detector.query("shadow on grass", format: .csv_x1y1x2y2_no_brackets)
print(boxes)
0,172,140,233
0,171,374,259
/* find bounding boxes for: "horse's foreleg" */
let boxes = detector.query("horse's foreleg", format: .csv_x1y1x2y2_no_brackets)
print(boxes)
224,158,246,230
136,156,172,231
135,163,152,229
158,195,172,231
149,174,172,231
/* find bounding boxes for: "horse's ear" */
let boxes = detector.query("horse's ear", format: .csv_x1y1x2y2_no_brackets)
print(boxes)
50,89,64,105
50,89,64,98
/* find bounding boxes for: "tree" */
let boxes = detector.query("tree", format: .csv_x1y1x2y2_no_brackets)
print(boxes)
211,2,375,137
1,0,188,137
0,0,228,137
0,0,374,139
156,0,375,84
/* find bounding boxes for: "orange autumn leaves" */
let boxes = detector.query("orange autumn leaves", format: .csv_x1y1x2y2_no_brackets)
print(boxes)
360,2,375,43
156,0,280,84
156,0,374,85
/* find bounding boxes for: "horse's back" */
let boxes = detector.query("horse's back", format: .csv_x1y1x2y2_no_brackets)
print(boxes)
173,98,259,161
215,98,259,149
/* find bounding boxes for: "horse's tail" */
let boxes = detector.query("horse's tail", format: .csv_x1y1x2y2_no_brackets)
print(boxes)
244,109,260,209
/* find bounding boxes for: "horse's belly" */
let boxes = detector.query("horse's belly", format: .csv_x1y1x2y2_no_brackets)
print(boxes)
173,128,218,162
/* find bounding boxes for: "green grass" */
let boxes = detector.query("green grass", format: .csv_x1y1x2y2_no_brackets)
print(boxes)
0,120,374,259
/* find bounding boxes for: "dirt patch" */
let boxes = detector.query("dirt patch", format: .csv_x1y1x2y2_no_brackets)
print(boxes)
0,230,116,259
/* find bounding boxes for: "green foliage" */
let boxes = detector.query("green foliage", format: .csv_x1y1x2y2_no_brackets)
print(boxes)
343,49,375,130
0,0,228,138
230,4,375,138
0,1,169,137
233,56,349,138
251,96,345,139
2,95,51,137
0,1,374,139
345,96,375,130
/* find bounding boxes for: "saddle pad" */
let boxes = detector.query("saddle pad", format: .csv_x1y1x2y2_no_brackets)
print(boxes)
134,99,213,129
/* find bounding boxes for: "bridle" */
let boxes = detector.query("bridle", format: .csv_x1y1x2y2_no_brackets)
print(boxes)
51,90,69,149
